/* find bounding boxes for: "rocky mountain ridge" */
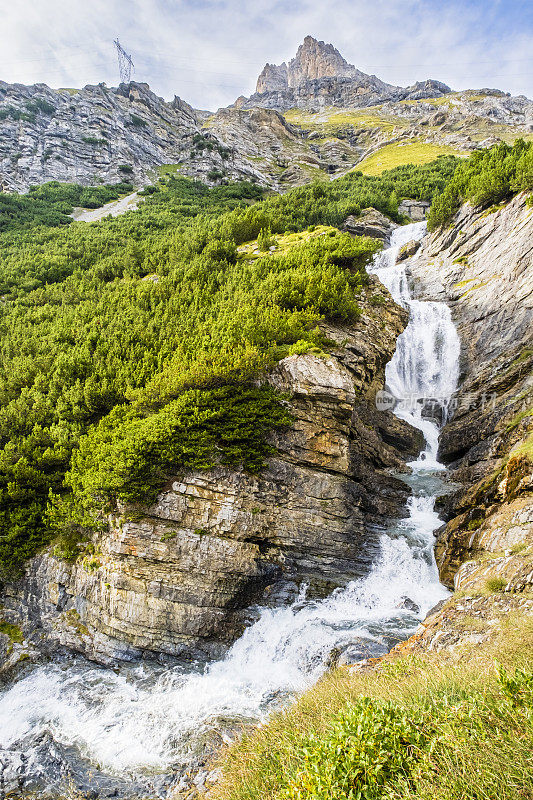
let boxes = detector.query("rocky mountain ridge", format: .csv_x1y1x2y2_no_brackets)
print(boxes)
1,36,532,193
0,80,262,193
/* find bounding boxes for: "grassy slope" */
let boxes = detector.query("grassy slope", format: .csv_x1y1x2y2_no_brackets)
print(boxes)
357,143,467,176
237,225,339,260
213,614,533,800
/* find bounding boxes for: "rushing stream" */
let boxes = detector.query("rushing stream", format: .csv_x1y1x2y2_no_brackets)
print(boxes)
0,222,461,798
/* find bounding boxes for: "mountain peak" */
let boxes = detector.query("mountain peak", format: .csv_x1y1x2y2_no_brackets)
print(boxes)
290,36,357,85
256,36,359,93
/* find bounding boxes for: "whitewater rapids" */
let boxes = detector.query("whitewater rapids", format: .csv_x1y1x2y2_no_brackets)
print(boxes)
0,221,461,796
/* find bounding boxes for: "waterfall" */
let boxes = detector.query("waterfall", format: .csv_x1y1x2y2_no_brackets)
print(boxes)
0,222,461,797
373,223,461,469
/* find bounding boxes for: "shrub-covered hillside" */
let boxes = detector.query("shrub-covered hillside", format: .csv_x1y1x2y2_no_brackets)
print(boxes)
428,139,533,230
0,157,457,575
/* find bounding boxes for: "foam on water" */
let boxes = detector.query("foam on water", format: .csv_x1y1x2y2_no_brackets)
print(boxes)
373,222,461,469
0,221,461,790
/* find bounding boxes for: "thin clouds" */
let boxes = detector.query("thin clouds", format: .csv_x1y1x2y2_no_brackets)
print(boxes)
0,0,531,109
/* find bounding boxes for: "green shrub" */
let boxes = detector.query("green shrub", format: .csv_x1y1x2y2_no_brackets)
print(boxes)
130,114,147,127
25,97,55,115
486,577,507,593
0,619,23,643
0,105,35,122
67,385,292,515
428,140,533,230
258,227,274,251
285,698,428,800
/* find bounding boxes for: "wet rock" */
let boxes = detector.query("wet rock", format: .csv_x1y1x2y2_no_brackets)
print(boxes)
338,640,386,666
397,596,420,613
325,646,341,669
396,239,421,262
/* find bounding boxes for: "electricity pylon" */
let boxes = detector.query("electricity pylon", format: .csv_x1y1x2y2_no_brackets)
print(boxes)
114,39,134,84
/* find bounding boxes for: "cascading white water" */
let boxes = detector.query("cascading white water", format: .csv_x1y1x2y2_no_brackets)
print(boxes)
372,222,461,469
0,222,461,797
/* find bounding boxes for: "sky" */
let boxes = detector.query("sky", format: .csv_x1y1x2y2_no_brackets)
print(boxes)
0,0,532,110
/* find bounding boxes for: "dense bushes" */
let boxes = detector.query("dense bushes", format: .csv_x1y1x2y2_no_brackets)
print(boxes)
68,386,293,513
428,139,533,230
0,159,457,574
284,698,428,799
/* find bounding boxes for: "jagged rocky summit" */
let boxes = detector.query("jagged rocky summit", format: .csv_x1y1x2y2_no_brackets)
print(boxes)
234,35,451,111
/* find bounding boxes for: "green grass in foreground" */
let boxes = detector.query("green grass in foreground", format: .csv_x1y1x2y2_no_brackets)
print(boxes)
213,614,533,800
358,143,466,176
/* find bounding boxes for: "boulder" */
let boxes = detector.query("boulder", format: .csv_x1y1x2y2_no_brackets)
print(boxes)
398,199,430,221
343,207,396,241
396,239,421,262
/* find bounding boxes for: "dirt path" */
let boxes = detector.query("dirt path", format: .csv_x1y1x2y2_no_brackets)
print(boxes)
70,192,140,222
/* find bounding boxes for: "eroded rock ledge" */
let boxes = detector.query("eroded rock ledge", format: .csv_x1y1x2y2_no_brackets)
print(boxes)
2,276,423,666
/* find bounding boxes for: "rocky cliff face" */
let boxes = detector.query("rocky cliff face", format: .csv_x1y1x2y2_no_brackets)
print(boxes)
204,105,367,189
2,276,424,667
240,36,450,111
0,81,261,192
382,88,533,135
395,192,533,655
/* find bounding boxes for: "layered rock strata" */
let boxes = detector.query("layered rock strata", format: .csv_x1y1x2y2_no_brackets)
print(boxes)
2,277,423,666
0,81,260,192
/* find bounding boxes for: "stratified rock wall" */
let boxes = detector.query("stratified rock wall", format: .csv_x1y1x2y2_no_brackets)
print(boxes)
0,81,260,191
3,278,424,665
